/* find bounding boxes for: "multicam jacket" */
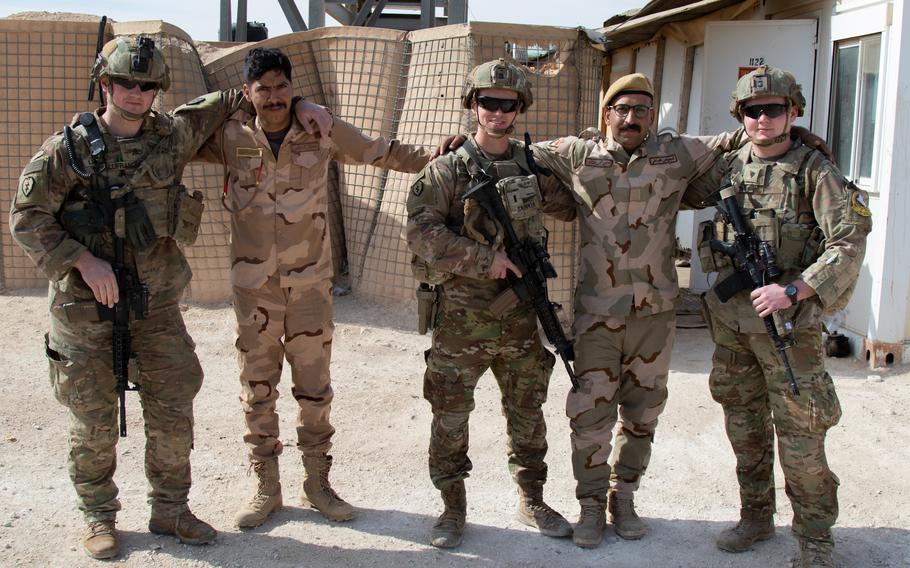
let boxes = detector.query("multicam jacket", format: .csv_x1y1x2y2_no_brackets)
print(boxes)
200,113,431,289
406,136,576,310
532,130,740,318
11,90,252,307
688,141,871,334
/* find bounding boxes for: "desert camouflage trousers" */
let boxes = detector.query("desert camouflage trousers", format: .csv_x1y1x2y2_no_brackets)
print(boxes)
46,302,203,522
706,308,842,542
423,298,556,491
567,309,675,500
233,275,335,462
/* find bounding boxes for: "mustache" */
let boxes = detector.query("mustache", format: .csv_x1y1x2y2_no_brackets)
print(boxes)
264,102,287,110
619,124,641,133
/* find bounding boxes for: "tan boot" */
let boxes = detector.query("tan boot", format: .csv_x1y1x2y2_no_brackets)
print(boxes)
430,481,466,548
301,454,354,521
234,459,283,528
608,490,648,540
83,519,118,559
148,509,217,545
517,485,572,538
796,537,835,568
715,511,774,553
572,497,607,549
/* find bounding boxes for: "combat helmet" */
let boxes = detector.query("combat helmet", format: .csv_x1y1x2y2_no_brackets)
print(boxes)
92,36,171,92
730,64,805,120
461,58,533,113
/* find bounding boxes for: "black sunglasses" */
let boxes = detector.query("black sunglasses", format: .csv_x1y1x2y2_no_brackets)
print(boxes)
742,103,788,120
111,77,159,92
475,95,520,113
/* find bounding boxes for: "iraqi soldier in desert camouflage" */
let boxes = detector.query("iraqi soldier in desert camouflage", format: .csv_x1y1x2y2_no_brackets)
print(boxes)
685,65,871,568
9,37,329,560
406,58,577,549
193,47,431,528
527,73,753,548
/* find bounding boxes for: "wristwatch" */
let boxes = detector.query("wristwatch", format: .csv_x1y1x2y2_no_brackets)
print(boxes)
784,283,799,306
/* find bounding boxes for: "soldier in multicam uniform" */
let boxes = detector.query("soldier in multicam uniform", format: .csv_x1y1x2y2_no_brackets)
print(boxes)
527,73,752,548
686,66,871,568
9,37,328,560
406,58,576,549
193,48,431,529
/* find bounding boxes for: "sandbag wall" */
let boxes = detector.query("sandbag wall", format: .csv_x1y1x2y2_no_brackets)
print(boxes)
0,19,113,291
0,19,603,312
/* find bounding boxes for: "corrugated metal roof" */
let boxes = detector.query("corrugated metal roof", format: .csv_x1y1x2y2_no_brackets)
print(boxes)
599,0,747,50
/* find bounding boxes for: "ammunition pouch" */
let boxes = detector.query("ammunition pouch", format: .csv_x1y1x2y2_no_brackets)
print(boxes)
132,184,204,245
52,300,101,323
496,174,546,246
416,283,439,335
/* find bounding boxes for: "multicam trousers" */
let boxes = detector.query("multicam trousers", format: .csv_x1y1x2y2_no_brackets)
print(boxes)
46,303,203,522
706,309,842,542
233,275,335,462
423,298,556,492
567,309,675,501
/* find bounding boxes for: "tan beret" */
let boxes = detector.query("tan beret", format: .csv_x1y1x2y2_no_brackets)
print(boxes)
602,73,655,107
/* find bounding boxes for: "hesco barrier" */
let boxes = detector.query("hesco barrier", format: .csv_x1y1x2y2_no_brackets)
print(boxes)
1,17,603,313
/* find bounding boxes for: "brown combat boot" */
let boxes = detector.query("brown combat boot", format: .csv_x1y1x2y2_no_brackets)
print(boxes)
301,454,354,521
148,509,217,545
608,490,648,540
516,485,572,537
430,481,466,548
796,537,835,568
715,509,774,553
572,497,607,549
234,459,283,528
83,519,118,559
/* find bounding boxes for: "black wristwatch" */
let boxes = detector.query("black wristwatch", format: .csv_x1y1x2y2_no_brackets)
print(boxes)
784,283,799,306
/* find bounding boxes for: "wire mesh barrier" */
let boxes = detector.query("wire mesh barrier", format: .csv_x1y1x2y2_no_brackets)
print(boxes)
0,18,604,315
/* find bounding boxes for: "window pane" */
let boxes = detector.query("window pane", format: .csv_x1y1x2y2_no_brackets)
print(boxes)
859,37,881,179
832,44,859,174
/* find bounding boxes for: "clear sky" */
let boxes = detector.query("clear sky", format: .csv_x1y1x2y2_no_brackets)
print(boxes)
2,1,646,41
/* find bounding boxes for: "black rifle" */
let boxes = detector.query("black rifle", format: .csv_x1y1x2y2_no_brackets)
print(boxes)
96,187,149,437
463,141,578,391
708,186,800,396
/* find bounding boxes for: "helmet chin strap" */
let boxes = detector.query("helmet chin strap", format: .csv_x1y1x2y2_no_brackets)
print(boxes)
475,108,514,138
746,102,792,147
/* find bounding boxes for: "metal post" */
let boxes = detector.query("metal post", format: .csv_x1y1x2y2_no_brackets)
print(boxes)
236,0,248,41
277,0,308,31
447,0,468,24
219,0,232,40
421,0,435,28
308,0,326,29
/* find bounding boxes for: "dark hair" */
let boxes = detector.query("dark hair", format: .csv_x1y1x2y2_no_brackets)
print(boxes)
243,48,292,83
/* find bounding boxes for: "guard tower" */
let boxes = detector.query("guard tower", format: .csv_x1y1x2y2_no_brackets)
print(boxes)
219,0,469,40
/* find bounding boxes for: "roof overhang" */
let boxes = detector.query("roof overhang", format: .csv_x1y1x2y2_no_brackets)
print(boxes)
598,0,748,51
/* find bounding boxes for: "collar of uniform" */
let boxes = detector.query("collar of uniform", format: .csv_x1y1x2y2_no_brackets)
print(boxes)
745,139,809,175
604,129,656,161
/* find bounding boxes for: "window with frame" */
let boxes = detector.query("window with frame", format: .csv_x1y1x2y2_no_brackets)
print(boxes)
829,34,881,187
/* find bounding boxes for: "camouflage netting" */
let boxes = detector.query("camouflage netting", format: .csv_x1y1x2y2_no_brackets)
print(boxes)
1,18,604,311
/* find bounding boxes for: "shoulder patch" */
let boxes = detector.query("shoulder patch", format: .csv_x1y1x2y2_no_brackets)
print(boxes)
19,176,36,197
850,191,871,217
649,155,679,166
186,96,206,106
583,157,614,168
411,182,424,197
29,150,46,162
22,157,46,176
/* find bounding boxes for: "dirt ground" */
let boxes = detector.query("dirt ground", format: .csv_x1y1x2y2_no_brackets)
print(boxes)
0,291,907,567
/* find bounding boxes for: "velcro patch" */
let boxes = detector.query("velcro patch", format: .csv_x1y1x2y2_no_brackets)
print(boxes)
850,191,871,217
236,146,263,158
294,142,321,153
186,96,205,106
22,157,46,175
584,157,614,168
649,155,678,165
19,176,35,197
